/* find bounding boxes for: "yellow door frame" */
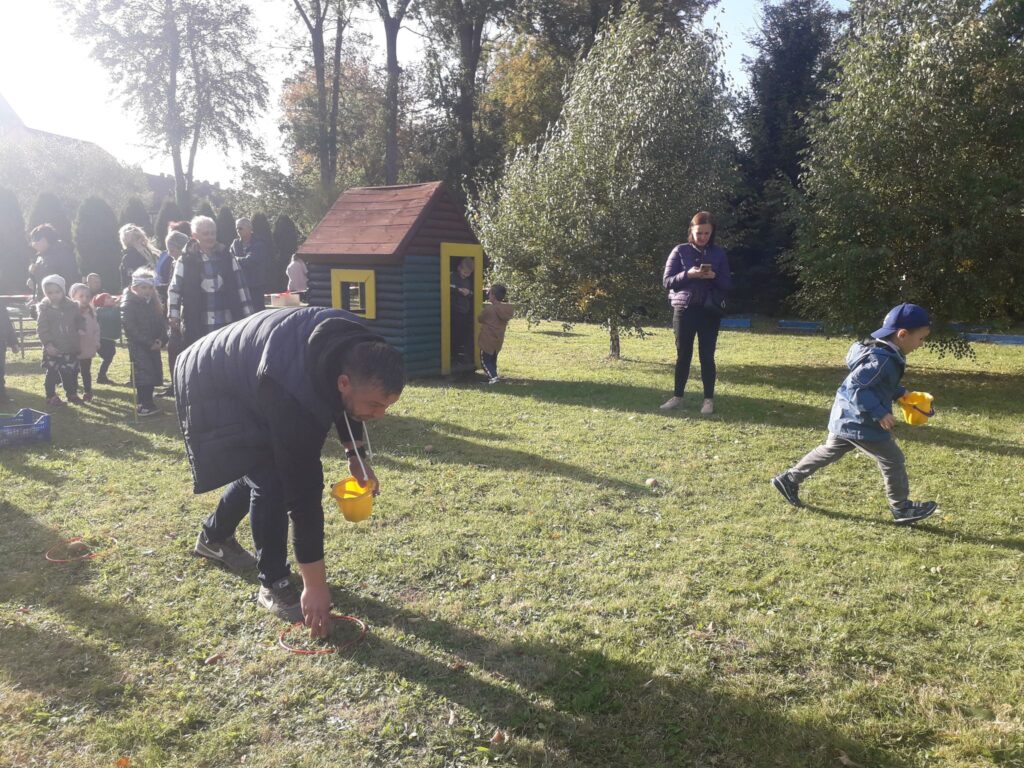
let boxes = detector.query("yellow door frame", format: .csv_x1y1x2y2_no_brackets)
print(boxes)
440,242,484,375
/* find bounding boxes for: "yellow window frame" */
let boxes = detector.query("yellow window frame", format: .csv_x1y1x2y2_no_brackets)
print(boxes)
330,268,376,319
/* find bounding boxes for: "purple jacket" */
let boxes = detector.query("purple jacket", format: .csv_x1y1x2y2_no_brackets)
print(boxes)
662,243,732,310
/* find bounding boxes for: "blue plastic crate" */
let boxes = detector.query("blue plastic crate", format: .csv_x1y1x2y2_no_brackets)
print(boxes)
0,408,51,448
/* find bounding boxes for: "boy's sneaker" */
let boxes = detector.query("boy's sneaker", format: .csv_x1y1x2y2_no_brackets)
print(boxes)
137,404,161,417
257,578,303,623
46,395,65,407
193,529,257,571
771,473,802,507
67,395,85,405
157,386,175,398
891,500,937,526
82,393,94,403
96,375,114,385
488,377,499,385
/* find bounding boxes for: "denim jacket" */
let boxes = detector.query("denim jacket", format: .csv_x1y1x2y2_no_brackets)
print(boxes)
828,340,908,442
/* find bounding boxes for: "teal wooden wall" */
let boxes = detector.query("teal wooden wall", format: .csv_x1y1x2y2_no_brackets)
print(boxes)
306,258,442,378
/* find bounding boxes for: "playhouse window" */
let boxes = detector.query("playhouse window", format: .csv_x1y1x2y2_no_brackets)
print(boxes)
330,268,377,319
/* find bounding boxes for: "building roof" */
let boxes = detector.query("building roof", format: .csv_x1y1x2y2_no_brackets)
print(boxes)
299,182,455,258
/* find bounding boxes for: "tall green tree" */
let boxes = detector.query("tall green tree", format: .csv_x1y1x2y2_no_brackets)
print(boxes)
790,0,1024,351
155,199,185,249
216,205,237,246
0,188,31,292
473,4,735,357
75,197,121,291
369,0,417,184
195,201,217,220
418,0,514,193
273,214,301,292
120,197,153,234
28,193,73,243
291,0,355,201
61,0,268,210
731,0,843,315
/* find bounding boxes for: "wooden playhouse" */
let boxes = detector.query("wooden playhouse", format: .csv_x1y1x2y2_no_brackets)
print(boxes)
297,182,484,378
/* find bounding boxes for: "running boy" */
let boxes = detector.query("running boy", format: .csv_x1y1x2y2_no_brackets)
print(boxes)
772,303,938,525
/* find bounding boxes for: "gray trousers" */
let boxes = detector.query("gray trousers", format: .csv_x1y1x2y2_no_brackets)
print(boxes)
786,433,909,508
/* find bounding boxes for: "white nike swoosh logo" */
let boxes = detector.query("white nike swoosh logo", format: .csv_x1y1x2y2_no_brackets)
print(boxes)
207,545,223,558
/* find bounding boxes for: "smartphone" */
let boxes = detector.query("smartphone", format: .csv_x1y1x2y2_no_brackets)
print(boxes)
699,262,712,273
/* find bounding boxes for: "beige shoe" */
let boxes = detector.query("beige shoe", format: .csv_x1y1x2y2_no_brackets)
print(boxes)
660,396,683,410
700,398,714,415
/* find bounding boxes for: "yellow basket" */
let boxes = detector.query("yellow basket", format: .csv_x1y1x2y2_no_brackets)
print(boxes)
330,476,375,522
898,391,935,426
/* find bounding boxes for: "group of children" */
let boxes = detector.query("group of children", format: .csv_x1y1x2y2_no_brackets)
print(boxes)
27,269,168,417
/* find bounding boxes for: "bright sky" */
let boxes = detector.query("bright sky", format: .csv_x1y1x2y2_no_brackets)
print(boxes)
0,0,844,188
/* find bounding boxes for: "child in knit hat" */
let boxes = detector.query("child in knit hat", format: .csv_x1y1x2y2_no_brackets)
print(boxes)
122,268,168,417
37,274,84,406
69,282,101,402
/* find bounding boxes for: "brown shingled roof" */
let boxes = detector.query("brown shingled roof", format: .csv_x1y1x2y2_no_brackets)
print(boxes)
298,182,446,257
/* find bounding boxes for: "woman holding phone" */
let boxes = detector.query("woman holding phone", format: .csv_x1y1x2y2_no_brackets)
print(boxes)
660,211,732,414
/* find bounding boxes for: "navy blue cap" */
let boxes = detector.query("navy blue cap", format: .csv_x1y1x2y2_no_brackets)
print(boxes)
871,303,931,339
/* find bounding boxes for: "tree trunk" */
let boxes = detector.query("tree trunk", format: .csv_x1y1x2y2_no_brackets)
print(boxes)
608,322,620,359
383,16,401,184
455,14,483,193
163,0,188,210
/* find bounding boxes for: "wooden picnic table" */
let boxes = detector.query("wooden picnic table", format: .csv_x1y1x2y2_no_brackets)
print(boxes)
1,295,35,358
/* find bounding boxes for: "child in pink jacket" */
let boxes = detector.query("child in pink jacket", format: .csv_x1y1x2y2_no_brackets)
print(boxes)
70,283,102,402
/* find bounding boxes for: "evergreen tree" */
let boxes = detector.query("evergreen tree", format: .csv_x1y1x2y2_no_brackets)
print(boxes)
28,192,72,243
731,0,843,315
196,200,216,220
0,188,31,293
216,205,236,245
155,199,185,249
272,214,300,292
75,196,121,292
120,197,153,234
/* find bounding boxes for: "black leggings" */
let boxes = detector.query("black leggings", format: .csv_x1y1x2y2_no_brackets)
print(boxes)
98,339,116,378
80,358,93,395
673,306,721,398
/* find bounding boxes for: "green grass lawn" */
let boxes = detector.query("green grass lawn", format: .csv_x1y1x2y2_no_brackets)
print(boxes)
1,320,1022,767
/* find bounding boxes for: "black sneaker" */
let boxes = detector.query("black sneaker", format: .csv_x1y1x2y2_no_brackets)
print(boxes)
157,385,175,398
257,578,303,623
891,500,937,526
771,473,802,507
96,375,114,385
193,529,258,572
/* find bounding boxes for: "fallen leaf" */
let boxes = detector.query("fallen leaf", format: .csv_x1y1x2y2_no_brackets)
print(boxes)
447,709,457,726
423,444,435,453
836,750,863,767
490,728,509,746
115,758,130,768
449,661,467,672
645,478,659,488
204,653,224,666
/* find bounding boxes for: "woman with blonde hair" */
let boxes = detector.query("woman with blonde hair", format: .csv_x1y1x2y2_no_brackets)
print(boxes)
119,224,162,290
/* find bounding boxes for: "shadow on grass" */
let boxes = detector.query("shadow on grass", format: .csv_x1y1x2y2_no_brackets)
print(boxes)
800,503,1024,555
0,501,180,711
476,377,1023,459
373,415,645,493
328,588,909,768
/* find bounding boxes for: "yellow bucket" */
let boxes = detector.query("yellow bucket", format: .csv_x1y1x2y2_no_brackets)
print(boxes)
898,391,935,426
330,476,375,522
